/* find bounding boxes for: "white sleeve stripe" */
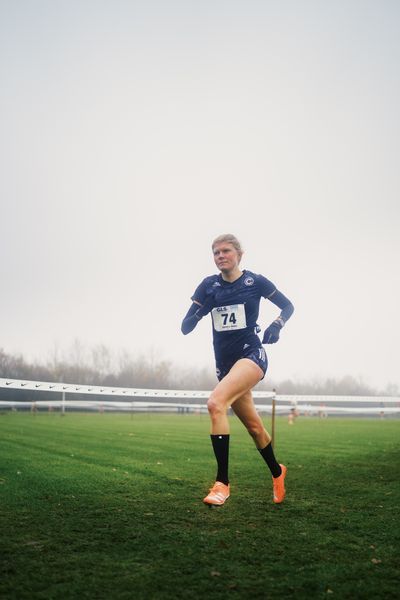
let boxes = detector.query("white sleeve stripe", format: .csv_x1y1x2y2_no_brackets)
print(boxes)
267,289,277,298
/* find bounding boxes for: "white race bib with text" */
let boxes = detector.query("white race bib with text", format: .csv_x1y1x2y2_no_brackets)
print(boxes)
211,304,247,332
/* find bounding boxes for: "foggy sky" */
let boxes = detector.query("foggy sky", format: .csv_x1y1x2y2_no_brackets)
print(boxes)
1,1,399,389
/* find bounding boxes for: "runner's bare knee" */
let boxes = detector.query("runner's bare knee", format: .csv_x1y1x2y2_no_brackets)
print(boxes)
207,392,227,418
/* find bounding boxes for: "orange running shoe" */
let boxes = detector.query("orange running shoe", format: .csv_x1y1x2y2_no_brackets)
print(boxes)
272,464,287,504
203,481,230,506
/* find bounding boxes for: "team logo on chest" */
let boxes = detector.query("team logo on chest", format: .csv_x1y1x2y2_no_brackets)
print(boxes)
244,276,254,286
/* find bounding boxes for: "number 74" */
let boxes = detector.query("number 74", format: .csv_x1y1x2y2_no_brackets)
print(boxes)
221,313,237,325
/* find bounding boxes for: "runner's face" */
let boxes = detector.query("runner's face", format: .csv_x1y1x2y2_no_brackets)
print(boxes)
212,242,240,272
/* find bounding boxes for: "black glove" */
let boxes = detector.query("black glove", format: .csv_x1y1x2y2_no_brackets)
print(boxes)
262,320,283,344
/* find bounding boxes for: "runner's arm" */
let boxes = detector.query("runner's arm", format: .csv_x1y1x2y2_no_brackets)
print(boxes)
262,290,294,344
181,302,203,335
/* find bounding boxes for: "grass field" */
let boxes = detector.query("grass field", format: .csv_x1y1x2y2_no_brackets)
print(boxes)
0,412,399,599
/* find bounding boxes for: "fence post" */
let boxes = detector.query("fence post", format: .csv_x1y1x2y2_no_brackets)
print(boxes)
271,388,276,448
61,391,66,416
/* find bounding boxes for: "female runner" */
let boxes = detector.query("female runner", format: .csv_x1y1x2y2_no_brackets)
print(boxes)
181,233,294,506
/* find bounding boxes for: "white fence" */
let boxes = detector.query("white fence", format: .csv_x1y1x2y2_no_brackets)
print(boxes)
1,377,399,416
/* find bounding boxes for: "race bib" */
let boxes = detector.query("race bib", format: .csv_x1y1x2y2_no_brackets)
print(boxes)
211,304,247,332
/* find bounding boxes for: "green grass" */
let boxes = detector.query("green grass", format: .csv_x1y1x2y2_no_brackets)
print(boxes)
0,412,399,599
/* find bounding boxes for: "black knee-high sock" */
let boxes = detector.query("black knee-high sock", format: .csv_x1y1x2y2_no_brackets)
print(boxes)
210,434,230,485
258,442,282,478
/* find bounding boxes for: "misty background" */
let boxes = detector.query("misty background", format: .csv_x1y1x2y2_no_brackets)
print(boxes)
1,1,399,393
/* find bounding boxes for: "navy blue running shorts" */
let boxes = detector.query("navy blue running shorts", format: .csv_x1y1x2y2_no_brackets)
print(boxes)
215,346,268,382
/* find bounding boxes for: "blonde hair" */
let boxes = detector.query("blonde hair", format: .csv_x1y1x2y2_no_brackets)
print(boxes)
212,233,243,260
